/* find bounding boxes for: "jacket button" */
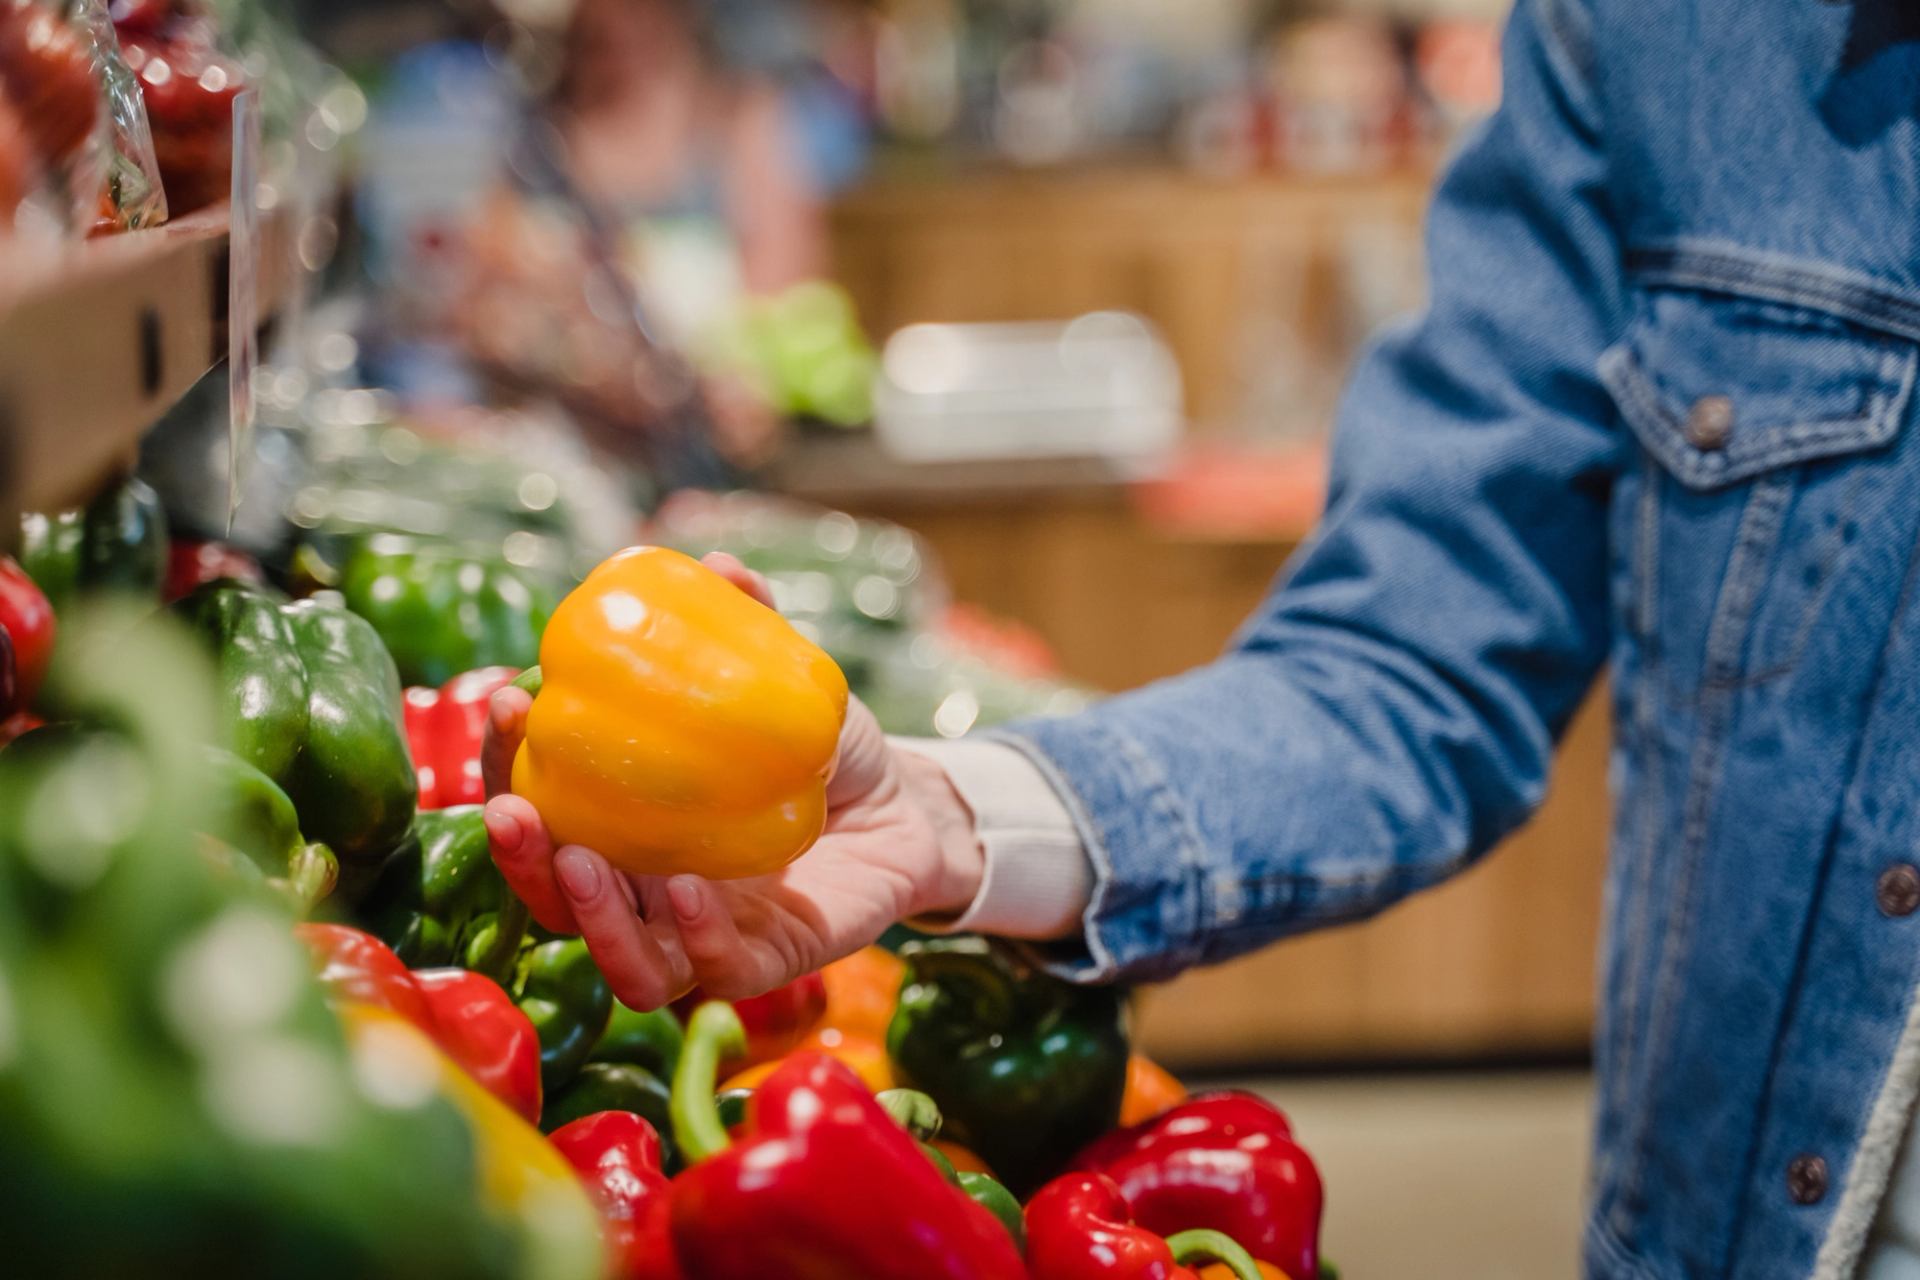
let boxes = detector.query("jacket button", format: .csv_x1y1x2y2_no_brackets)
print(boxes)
1787,1154,1829,1205
1686,396,1735,451
1879,864,1920,917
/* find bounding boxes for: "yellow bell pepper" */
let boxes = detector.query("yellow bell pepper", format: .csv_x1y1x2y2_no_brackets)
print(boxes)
338,1004,604,1280
511,546,849,879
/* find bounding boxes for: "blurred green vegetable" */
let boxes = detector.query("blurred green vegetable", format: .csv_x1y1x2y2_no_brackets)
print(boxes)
335,536,555,687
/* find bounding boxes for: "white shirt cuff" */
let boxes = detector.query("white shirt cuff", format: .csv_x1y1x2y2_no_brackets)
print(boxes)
889,735,1094,940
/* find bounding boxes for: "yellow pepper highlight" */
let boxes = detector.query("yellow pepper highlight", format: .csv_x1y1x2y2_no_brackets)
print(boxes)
511,546,849,879
338,1005,604,1280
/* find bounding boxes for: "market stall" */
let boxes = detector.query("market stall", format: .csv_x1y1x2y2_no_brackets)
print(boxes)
0,0,1569,1274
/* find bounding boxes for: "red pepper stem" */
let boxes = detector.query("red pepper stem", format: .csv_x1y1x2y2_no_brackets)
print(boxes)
1165,1229,1266,1280
672,1001,747,1164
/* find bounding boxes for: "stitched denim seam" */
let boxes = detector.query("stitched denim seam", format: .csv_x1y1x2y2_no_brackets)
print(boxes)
1604,454,1665,1237
1616,470,1793,1223
1628,239,1920,344
1585,1209,1667,1280
1599,342,1914,492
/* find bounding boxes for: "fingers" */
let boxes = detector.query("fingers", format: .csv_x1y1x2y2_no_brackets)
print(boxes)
483,794,577,935
660,875,778,1000
482,686,532,798
700,551,775,609
826,696,892,808
554,846,694,1010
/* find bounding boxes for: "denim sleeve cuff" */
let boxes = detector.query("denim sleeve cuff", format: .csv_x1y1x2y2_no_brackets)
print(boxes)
989,717,1219,984
887,736,1094,941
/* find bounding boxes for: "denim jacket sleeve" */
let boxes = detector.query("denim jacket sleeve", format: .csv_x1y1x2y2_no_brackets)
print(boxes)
995,0,1628,983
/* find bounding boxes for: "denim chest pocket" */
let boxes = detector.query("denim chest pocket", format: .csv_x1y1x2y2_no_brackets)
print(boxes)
1598,286,1919,691
1600,289,1917,492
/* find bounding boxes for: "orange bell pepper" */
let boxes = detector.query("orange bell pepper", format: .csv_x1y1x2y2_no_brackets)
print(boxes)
510,547,848,879
722,1026,896,1095
819,945,905,1041
1120,1053,1190,1126
1197,1265,1290,1279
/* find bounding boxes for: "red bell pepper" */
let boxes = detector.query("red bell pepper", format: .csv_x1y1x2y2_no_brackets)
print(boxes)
1026,1173,1268,1280
1068,1093,1323,1280
402,667,518,810
550,1110,681,1280
665,1003,1027,1280
0,0,99,164
671,972,826,1070
411,966,544,1128
163,540,263,603
0,555,54,711
296,923,543,1126
118,31,245,214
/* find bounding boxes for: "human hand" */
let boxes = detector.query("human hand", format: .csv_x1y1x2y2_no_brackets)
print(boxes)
481,551,984,1009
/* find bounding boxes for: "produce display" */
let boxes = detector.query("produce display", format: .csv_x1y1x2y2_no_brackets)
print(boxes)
0,490,1332,1274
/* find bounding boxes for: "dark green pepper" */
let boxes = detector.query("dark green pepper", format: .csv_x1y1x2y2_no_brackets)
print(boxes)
19,475,168,614
199,744,337,911
589,999,684,1078
887,936,1129,1198
355,805,529,986
336,535,556,687
540,1062,673,1155
172,580,417,867
516,937,613,1093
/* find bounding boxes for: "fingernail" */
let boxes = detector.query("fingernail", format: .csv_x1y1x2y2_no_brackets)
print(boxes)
483,808,521,853
667,876,703,920
556,849,602,901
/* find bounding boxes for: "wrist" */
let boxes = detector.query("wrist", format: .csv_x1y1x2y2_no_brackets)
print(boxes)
893,745,987,920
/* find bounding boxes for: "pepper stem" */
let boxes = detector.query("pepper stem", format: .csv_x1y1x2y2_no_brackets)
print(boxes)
1165,1229,1266,1280
672,1002,746,1164
510,666,544,698
875,1088,944,1142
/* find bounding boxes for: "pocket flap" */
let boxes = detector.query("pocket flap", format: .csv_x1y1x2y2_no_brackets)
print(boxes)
1598,289,1917,490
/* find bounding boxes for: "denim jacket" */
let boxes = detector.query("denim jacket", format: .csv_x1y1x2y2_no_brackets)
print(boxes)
998,2,1920,1276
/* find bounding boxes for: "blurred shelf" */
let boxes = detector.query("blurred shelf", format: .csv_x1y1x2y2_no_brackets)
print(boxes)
0,203,290,515
765,429,1147,507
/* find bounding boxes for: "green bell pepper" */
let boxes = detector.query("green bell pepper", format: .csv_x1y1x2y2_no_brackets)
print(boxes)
886,936,1130,1198
355,805,529,986
18,475,168,614
172,580,417,868
516,937,613,1093
876,1087,1026,1247
589,999,684,1078
336,535,557,687
199,744,337,912
539,1062,674,1154
0,606,525,1280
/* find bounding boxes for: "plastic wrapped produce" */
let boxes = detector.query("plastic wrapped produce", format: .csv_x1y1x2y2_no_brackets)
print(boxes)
72,0,164,230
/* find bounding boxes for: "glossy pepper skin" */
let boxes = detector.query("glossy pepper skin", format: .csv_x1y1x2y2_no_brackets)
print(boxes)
672,971,826,1069
591,999,685,1078
0,556,53,711
510,546,848,880
1068,1093,1324,1280
357,805,529,985
298,924,544,1126
549,1111,680,1280
1026,1173,1268,1280
19,476,168,615
339,537,555,688
888,936,1129,1197
517,937,614,1093
403,667,519,809
876,1088,1025,1248
199,744,338,911
667,1005,1027,1280
173,580,417,866
542,1062,673,1153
